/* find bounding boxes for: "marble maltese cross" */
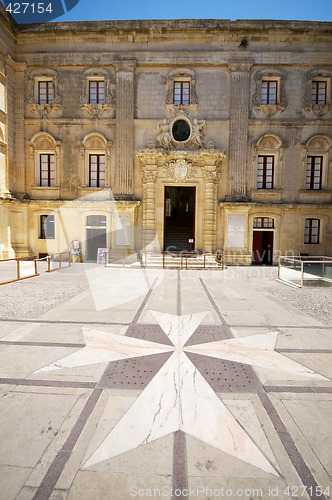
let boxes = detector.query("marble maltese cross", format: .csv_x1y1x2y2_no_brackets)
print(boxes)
35,311,327,474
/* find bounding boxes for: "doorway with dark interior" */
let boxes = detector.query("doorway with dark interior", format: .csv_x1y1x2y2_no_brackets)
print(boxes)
164,186,195,252
252,231,274,265
86,215,107,261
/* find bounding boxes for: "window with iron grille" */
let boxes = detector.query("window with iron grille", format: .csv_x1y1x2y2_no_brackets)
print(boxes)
304,218,320,244
40,214,55,239
89,81,105,104
306,156,322,190
253,217,274,229
261,80,278,104
40,154,55,187
257,155,274,189
173,81,190,105
38,81,54,104
89,154,105,187
311,81,327,105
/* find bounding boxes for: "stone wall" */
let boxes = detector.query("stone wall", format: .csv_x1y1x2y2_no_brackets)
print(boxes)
0,12,331,260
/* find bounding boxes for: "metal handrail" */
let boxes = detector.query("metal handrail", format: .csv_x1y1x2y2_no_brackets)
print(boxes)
102,250,224,270
45,251,72,272
104,250,139,268
0,256,38,285
140,251,224,270
0,255,37,263
0,252,71,285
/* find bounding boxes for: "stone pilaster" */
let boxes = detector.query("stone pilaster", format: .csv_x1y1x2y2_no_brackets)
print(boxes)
141,166,157,250
115,60,136,198
6,56,27,196
203,168,219,251
227,61,252,200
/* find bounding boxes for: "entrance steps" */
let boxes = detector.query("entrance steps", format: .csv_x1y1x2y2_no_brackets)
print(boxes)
164,214,194,252
105,251,224,270
138,252,223,270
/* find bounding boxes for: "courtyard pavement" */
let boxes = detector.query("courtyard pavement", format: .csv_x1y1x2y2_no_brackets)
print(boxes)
0,264,331,500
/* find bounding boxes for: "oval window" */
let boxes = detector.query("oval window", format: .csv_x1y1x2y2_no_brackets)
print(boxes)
172,119,191,142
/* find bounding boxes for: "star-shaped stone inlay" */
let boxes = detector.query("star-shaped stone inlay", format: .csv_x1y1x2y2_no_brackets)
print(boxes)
35,310,328,475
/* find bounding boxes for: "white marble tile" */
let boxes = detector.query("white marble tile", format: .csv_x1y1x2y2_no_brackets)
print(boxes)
83,350,277,475
185,333,328,381
83,352,180,468
34,310,327,476
179,353,278,476
149,310,208,347
223,399,281,474
34,328,173,373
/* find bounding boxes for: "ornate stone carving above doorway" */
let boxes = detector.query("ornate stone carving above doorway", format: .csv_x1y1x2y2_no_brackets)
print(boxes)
136,149,226,252
154,111,208,150
163,159,198,182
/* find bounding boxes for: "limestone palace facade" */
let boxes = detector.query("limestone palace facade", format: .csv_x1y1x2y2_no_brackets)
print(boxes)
0,7,331,265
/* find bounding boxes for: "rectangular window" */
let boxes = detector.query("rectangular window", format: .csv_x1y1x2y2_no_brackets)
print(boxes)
40,214,55,239
40,154,55,187
304,219,320,244
253,217,274,229
89,154,105,188
257,156,274,189
86,215,107,227
38,81,53,104
261,80,278,104
173,81,190,105
89,81,105,104
311,81,327,105
306,156,322,190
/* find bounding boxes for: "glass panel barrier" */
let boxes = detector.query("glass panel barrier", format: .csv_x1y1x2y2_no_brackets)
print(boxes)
279,257,302,286
279,256,332,287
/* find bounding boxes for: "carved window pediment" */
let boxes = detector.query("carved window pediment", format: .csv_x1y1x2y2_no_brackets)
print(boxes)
28,68,61,117
252,134,284,190
254,135,283,153
29,132,61,188
301,135,331,154
252,69,287,116
80,68,115,117
300,135,331,191
302,70,331,117
80,133,113,188
166,69,198,110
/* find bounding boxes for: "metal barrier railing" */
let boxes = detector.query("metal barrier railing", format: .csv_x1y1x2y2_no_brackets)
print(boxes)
0,256,38,285
104,250,139,268
139,251,224,270
0,252,71,285
103,250,224,269
45,251,72,272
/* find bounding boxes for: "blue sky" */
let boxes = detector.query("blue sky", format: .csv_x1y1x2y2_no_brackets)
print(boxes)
57,0,332,22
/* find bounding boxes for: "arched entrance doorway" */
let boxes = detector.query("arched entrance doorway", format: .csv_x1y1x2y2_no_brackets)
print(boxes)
164,186,195,252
